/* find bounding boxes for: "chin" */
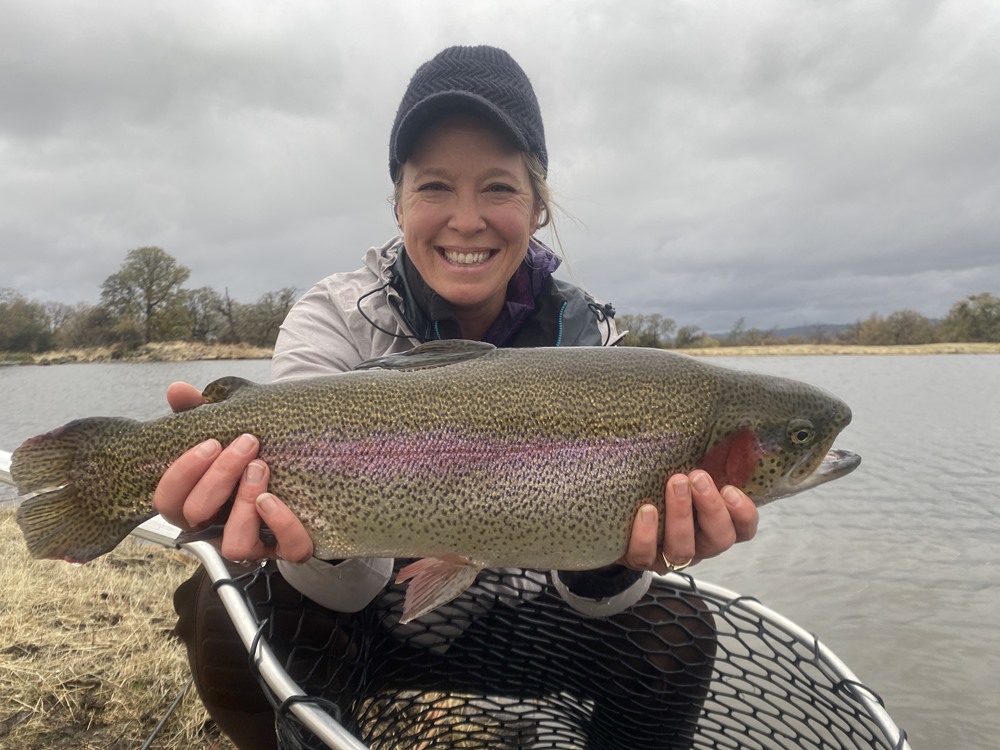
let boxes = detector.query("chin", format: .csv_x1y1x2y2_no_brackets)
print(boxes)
438,282,503,309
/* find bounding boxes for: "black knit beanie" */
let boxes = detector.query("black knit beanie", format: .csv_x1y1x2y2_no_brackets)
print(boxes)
389,45,547,181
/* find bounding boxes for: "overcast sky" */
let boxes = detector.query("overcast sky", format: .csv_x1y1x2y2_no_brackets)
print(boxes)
2,0,998,332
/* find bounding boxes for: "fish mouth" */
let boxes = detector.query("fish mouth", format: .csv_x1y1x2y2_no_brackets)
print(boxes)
766,448,862,502
806,448,862,488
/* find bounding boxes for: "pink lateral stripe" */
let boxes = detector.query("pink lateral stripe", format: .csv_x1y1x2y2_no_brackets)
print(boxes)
267,431,679,481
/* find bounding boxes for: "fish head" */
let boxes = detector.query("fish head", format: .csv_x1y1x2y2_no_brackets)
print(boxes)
698,373,860,505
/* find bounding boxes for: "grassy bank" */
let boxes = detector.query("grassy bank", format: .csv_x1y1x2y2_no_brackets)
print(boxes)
0,511,233,749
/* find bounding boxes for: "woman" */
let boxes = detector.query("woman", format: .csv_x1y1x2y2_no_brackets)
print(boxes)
155,45,758,748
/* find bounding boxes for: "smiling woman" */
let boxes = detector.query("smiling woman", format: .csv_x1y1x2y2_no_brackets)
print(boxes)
394,114,542,339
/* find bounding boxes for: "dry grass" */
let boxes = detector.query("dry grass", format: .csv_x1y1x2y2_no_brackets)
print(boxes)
0,510,234,749
22,341,272,365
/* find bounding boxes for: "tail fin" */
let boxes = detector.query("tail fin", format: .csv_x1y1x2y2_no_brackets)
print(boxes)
12,417,155,563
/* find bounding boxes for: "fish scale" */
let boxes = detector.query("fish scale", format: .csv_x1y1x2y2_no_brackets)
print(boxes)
11,340,860,622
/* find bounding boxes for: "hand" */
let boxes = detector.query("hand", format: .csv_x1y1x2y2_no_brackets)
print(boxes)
152,381,315,564
618,470,759,574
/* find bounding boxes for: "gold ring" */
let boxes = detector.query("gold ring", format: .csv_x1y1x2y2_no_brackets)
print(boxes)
661,551,693,573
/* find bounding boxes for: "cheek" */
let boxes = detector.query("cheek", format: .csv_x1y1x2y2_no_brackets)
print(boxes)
489,205,536,241
398,204,437,239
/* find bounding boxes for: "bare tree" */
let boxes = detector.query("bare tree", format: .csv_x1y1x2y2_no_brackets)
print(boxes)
239,287,298,347
185,287,225,342
616,313,676,348
0,289,52,351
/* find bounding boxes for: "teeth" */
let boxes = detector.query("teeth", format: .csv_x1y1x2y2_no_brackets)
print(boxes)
444,249,490,266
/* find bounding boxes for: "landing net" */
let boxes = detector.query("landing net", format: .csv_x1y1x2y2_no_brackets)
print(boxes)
219,561,907,750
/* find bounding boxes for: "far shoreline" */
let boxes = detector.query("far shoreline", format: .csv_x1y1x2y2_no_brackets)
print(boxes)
673,342,1000,356
2,340,999,366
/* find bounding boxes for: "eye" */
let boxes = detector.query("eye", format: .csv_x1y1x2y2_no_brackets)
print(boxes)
417,182,449,192
485,183,516,193
788,419,815,445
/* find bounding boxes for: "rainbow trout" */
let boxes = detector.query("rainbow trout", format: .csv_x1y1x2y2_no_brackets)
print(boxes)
13,341,860,622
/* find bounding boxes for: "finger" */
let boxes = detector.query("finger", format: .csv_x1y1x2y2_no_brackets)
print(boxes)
166,382,206,413
152,438,222,527
663,474,697,566
621,504,659,570
182,434,260,527
256,493,315,563
689,470,737,558
721,485,759,542
219,460,271,561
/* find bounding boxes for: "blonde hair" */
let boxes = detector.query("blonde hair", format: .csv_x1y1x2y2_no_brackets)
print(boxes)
524,151,566,260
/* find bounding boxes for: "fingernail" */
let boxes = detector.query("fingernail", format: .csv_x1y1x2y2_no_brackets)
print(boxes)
692,472,712,493
195,439,219,458
639,504,656,524
233,434,257,455
670,476,690,496
256,493,277,515
722,486,744,506
244,462,265,485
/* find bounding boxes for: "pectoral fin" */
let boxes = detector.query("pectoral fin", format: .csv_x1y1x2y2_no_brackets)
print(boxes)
395,555,482,624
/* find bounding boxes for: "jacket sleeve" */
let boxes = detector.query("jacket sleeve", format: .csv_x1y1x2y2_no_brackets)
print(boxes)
276,557,393,612
551,567,652,617
271,279,367,380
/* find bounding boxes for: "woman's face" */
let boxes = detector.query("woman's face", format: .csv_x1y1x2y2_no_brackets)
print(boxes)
396,114,541,332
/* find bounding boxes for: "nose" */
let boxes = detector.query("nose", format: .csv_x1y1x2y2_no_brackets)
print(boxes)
448,191,487,235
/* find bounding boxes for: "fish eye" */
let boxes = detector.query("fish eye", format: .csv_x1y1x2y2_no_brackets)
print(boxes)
788,419,815,445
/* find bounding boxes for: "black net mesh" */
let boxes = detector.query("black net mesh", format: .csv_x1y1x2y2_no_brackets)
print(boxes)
228,562,904,750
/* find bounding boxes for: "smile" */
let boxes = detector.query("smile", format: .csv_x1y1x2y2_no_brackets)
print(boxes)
440,248,495,266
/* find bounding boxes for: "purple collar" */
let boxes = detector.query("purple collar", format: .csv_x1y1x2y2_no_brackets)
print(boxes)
481,240,560,346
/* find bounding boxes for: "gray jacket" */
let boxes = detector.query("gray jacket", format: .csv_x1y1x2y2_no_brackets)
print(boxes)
273,237,651,619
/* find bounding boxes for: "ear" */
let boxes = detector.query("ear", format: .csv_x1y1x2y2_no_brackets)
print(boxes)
394,199,409,232
531,200,543,233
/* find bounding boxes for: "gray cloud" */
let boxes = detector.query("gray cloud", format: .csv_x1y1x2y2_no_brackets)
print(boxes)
2,0,997,332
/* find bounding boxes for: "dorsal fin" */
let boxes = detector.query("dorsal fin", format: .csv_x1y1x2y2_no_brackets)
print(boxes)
354,340,496,372
202,376,259,403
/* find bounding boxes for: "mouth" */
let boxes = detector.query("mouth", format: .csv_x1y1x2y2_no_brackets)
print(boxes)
807,448,862,485
439,247,497,267
761,448,862,504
